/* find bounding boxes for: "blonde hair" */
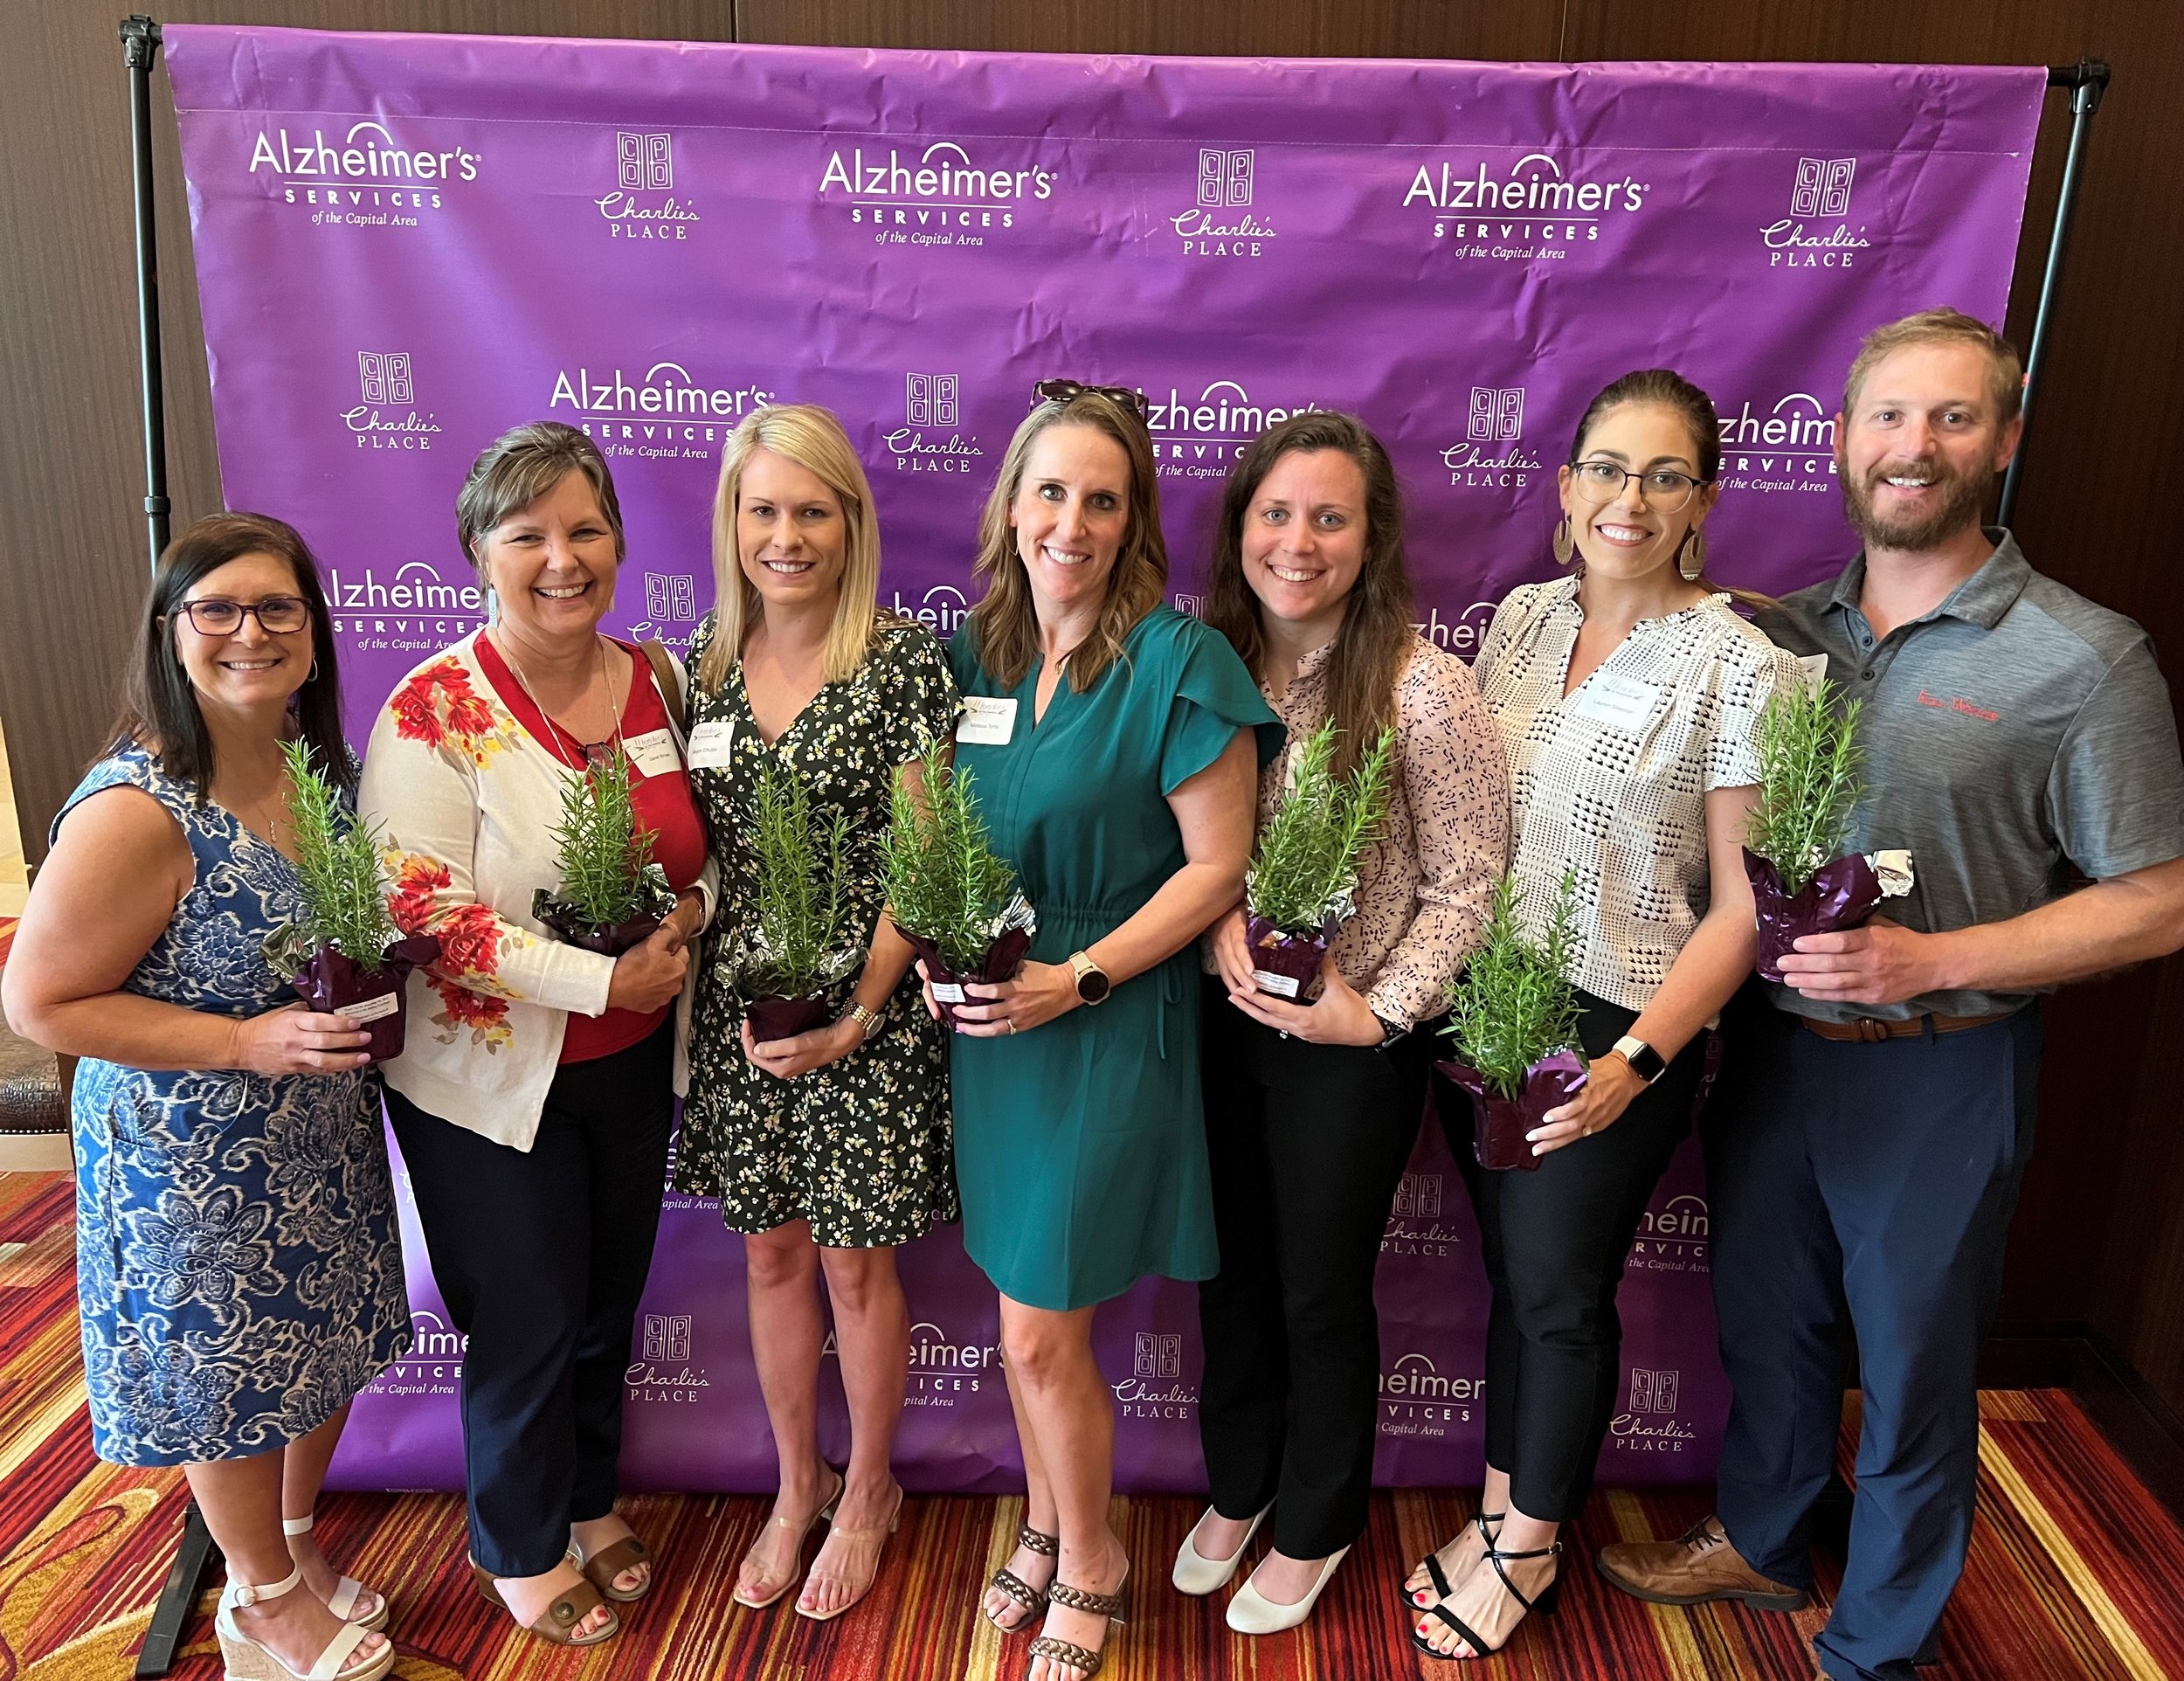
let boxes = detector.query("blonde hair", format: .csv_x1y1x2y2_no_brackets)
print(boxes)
697,404,884,693
1843,308,2023,425
457,421,625,567
967,391,1166,694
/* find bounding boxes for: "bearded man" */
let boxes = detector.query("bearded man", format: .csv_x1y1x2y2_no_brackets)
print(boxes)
1595,308,2184,1681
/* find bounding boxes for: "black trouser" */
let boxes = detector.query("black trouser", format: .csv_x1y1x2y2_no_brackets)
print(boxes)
1441,992,1706,1523
1196,979,1437,1558
386,1020,674,1578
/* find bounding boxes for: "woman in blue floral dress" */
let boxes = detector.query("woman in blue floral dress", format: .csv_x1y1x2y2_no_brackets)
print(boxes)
3,515,410,1681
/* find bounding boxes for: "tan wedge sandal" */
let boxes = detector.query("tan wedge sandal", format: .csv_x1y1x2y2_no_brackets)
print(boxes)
282,1512,390,1632
215,1564,394,1681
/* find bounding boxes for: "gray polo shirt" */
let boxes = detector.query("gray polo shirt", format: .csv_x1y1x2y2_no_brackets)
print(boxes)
1753,529,2184,1023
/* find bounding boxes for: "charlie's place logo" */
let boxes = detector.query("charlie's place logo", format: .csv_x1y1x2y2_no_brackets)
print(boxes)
1171,148,1275,259
1630,1191,1710,1274
888,581,973,638
1393,1173,1442,1218
1379,1352,1482,1438
1113,1329,1197,1419
1762,156,1870,269
1408,152,1651,260
1384,1171,1463,1257
1144,380,1323,476
342,352,441,451
598,131,700,241
1715,393,1840,494
646,572,697,623
1415,600,1502,661
550,361,772,457
888,373,985,474
369,1308,467,1396
1441,385,1545,489
628,1312,710,1403
1171,592,1206,618
251,120,477,222
1611,1366,1697,1450
823,141,1057,246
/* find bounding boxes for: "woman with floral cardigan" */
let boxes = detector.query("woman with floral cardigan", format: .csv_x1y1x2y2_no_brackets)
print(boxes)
358,423,715,1650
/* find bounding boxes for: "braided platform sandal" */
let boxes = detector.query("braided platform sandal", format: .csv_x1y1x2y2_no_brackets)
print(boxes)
985,1522,1057,1634
1412,1539,1562,1660
1404,1509,1503,1609
282,1512,389,1632
1026,1567,1128,1680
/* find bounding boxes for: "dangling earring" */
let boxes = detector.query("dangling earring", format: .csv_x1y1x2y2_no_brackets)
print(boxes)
307,656,319,684
1677,528,1707,582
1552,515,1575,568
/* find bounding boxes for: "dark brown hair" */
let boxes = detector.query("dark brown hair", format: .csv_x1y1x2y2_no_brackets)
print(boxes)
112,513,349,799
1205,412,1413,778
966,389,1167,693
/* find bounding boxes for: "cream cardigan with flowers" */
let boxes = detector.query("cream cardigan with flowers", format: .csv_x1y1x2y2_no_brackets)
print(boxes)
358,631,716,1151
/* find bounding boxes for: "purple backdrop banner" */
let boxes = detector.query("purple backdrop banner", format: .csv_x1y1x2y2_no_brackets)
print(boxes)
162,27,2042,1493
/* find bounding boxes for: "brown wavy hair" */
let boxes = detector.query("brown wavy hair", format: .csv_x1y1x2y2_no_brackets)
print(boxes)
965,390,1166,693
1205,412,1413,778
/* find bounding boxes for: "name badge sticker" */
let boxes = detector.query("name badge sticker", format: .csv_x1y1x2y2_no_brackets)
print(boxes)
623,728,681,778
1570,671,1662,732
684,719,736,771
956,695,1018,746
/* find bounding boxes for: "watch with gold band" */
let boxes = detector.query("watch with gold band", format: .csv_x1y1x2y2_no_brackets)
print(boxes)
1068,950,1112,1006
843,1000,883,1041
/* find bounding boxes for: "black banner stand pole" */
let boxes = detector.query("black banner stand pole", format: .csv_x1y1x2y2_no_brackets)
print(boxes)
124,23,216,1675
2001,59,2111,527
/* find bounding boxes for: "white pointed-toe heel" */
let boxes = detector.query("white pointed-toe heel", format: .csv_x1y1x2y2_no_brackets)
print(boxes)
1225,1544,1350,1636
1171,1504,1270,1596
283,1512,389,1632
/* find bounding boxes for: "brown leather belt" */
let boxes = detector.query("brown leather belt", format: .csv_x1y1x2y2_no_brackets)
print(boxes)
1800,1009,2015,1044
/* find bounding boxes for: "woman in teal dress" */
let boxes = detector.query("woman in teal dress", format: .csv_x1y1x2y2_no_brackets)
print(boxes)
931,382,1279,1681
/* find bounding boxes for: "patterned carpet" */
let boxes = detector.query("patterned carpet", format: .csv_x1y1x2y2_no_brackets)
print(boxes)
3,1173,2183,1678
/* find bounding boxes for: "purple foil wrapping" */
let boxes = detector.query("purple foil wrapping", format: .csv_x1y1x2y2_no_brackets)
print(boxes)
532,889,667,957
746,993,833,1043
287,935,441,1063
1437,1049,1589,1173
1245,914,1330,1000
1744,848,1883,984
906,928,1033,1030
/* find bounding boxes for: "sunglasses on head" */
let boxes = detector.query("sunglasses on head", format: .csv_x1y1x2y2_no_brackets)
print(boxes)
1033,379,1151,425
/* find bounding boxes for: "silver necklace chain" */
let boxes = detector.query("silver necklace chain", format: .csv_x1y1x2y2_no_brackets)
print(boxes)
496,630,623,772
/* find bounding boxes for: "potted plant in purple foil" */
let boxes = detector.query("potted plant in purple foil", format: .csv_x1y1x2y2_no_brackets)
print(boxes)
739,755,858,1043
1241,718,1397,1000
877,736,1036,1030
532,744,676,957
1741,681,1911,983
1437,871,1586,1173
265,740,439,1063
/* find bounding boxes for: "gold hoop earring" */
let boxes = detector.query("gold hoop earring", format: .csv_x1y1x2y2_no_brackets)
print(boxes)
1678,528,1707,583
1552,515,1575,568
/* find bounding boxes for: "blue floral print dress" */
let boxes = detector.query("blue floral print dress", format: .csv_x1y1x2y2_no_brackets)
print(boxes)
57,746,411,1466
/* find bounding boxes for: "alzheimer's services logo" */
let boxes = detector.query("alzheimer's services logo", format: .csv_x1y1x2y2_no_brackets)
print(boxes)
1171,148,1276,259
901,1318,1002,1407
1379,1352,1482,1439
1112,1330,1196,1420
1441,384,1543,490
549,359,774,457
342,352,440,452
598,130,700,242
1144,378,1323,478
1715,392,1839,495
1408,150,1651,262
325,558,485,658
888,581,975,638
368,1308,467,1397
251,118,477,223
1762,156,1870,269
822,139,1058,246
887,373,985,474
628,1312,710,1403
1629,1190,1710,1274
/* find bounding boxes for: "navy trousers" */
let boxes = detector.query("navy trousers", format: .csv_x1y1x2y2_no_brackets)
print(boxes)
1704,987,2042,1681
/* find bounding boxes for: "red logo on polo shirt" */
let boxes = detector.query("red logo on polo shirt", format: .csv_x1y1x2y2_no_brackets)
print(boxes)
1916,689,2000,723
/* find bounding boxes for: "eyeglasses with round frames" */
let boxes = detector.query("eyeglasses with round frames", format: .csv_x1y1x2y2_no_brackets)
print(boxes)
174,596,312,636
1568,460,1708,514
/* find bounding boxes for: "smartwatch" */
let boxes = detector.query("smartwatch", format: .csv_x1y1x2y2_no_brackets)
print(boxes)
1068,950,1112,1007
1372,1013,1406,1050
1612,1034,1667,1084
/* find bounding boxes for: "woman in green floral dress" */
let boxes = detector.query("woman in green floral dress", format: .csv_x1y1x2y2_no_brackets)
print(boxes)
674,405,958,1624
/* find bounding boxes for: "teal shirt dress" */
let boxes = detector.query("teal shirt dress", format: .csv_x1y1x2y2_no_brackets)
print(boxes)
946,606,1282,1311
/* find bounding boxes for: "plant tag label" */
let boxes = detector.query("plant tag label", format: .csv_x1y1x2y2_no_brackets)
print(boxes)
341,991,403,1024
624,729,681,778
956,695,1018,745
685,719,736,770
1570,671,1661,731
1795,653,1831,696
1253,969,1303,998
930,982,968,1004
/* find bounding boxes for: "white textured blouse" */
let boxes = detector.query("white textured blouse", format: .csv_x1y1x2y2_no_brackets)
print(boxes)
1474,576,1802,1013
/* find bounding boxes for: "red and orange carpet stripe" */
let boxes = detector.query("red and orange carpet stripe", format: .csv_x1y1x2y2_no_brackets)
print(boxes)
5,1170,2184,1678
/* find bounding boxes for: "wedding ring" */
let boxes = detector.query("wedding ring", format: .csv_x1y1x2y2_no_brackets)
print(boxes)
1006,1018,1018,1034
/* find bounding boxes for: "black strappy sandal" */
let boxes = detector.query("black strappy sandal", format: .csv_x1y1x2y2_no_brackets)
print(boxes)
985,1523,1057,1635
1412,1539,1562,1660
1027,1567,1128,1679
1403,1509,1503,1610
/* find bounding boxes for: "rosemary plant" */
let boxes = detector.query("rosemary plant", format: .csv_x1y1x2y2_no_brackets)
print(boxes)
280,739,400,965
547,745,665,930
875,736,1023,973
1442,871,1585,1100
1744,681,1863,895
748,755,857,999
1247,719,1399,935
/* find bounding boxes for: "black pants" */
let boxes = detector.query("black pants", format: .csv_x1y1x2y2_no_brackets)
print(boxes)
1441,992,1706,1523
1706,988,2041,1681
386,1020,674,1578
1196,979,1436,1558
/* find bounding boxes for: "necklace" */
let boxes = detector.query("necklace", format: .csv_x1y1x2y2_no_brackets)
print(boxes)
498,631,623,771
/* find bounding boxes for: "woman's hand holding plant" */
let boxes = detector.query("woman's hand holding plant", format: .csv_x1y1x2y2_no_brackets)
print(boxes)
1528,1051,1643,1154
1226,948,1386,1047
742,1012,864,1078
227,1005,374,1076
942,959,1081,1037
605,920,689,1013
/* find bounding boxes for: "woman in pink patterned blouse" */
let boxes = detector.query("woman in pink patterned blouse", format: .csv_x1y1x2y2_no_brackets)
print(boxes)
1178,412,1509,1634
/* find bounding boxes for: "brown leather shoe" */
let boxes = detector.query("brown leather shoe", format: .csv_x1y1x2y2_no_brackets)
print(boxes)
1594,1516,1809,1610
